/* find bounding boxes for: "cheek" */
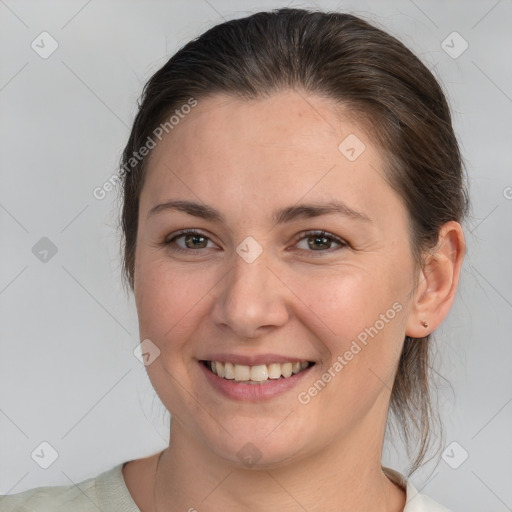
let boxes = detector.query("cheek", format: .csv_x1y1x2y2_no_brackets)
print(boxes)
295,263,405,332
134,257,212,411
290,262,409,381
290,266,408,427
134,252,216,354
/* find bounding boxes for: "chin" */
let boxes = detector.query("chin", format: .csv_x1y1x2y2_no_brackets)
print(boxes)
195,417,312,470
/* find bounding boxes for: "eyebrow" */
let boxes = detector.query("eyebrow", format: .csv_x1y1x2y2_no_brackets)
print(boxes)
146,199,372,224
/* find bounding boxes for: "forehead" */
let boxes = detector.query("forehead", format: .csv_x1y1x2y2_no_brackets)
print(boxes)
140,91,398,225
147,91,366,162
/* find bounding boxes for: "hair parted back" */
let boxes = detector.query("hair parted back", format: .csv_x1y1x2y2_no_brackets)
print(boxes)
118,7,469,475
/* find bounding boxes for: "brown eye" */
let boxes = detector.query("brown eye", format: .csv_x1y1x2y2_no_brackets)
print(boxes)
165,230,216,253
294,230,347,254
181,233,209,249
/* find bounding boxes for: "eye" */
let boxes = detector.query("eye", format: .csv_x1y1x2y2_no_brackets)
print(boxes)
293,230,348,254
164,229,217,253
163,229,347,255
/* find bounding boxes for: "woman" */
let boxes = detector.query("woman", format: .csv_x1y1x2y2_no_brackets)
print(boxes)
1,7,467,511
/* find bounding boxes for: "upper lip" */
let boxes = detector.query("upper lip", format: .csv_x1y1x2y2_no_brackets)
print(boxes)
200,353,315,366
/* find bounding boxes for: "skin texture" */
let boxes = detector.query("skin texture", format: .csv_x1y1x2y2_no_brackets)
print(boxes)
123,91,465,511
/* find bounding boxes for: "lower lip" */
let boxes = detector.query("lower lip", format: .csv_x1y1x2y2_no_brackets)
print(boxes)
199,362,314,401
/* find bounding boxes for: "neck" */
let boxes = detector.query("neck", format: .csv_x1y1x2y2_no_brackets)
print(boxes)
153,419,406,512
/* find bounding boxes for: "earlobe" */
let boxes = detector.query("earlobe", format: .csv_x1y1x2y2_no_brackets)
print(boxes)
405,221,466,338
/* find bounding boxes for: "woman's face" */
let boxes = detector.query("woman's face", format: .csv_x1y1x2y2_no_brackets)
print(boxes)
134,91,420,467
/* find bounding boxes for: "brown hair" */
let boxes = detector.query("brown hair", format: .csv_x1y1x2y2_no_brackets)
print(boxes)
118,8,469,474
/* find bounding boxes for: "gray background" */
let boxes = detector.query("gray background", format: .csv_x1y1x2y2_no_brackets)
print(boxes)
0,0,511,510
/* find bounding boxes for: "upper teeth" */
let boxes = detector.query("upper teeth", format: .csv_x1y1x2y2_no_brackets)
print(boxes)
209,361,310,381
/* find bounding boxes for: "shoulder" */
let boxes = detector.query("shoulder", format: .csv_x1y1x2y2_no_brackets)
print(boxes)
0,474,98,512
0,462,139,512
382,466,453,512
408,493,453,512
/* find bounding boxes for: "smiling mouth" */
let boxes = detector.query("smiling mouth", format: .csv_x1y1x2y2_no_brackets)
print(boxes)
202,360,315,383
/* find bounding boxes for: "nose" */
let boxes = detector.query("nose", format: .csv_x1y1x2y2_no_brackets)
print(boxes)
210,243,290,339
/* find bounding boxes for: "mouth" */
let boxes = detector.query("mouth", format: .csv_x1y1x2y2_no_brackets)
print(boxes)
201,360,315,384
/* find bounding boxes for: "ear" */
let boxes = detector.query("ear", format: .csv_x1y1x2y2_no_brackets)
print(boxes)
405,221,466,337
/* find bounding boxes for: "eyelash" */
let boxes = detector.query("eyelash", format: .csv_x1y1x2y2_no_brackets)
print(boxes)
163,229,348,255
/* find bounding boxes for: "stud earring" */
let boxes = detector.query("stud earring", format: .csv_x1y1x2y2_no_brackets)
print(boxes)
420,320,429,328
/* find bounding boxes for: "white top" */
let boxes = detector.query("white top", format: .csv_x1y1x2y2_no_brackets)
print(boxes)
0,463,452,511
